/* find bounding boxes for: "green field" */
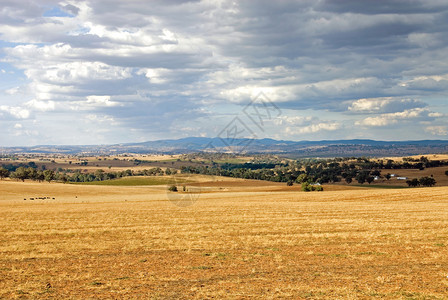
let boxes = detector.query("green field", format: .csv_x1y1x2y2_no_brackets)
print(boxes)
72,176,192,186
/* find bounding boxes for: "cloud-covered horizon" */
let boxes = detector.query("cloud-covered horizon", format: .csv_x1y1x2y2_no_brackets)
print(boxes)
1,0,448,146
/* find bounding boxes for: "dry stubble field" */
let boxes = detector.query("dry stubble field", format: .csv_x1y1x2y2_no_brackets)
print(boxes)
1,178,448,299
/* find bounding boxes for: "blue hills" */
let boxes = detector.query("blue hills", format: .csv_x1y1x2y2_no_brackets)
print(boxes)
3,137,448,157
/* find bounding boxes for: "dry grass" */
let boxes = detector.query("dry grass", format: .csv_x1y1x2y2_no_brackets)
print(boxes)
1,178,448,299
383,154,448,162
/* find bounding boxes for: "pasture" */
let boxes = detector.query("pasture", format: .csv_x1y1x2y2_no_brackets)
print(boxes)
0,177,447,299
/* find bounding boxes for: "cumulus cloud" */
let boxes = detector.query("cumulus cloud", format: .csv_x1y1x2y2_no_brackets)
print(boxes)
0,105,30,119
356,108,438,127
405,75,448,91
25,99,56,111
295,122,341,134
276,115,341,136
348,97,427,114
425,126,448,136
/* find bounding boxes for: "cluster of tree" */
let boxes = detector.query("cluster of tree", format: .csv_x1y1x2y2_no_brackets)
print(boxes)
1,161,46,172
66,167,173,182
0,166,176,183
220,162,282,170
0,167,56,183
0,168,10,180
179,156,447,187
2,155,446,188
180,165,303,182
370,156,448,170
301,182,323,192
406,177,437,187
180,161,381,185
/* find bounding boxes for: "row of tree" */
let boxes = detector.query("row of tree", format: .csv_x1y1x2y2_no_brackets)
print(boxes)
406,177,437,187
0,166,177,183
2,155,447,187
179,157,447,187
0,167,56,182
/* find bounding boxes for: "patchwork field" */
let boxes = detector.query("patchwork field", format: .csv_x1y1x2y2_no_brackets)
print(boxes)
0,178,447,299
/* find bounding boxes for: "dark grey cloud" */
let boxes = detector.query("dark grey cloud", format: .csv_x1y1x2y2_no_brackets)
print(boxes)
62,4,80,16
318,0,448,15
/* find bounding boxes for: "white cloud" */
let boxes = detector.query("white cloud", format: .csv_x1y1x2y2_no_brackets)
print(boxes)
137,68,170,84
357,116,398,127
85,95,120,107
356,108,438,127
279,115,341,136
275,115,314,126
25,99,56,112
348,97,426,114
0,105,30,119
84,114,117,124
425,126,448,136
295,122,341,134
5,87,20,95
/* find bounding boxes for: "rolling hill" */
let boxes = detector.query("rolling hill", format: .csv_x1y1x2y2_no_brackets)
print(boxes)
2,137,448,157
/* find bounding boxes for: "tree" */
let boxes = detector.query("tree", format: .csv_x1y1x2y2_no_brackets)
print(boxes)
385,173,391,180
94,169,105,181
301,182,312,192
11,167,29,182
286,181,294,186
296,174,309,184
36,171,45,182
345,177,353,184
445,170,448,176
406,178,420,187
28,168,38,181
168,185,178,192
366,176,374,184
419,176,436,187
371,170,381,177
59,174,68,184
43,170,55,183
0,168,9,180
314,185,323,191
356,171,369,184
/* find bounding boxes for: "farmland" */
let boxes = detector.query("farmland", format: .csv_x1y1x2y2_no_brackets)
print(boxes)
1,176,448,299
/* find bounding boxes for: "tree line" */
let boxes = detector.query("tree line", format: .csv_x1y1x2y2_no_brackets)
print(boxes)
179,156,446,187
1,155,447,188
0,166,177,183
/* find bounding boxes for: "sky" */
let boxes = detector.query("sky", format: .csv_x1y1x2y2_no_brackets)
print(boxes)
1,0,448,146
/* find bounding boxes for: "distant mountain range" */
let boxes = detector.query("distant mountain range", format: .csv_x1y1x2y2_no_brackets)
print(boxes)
2,137,448,157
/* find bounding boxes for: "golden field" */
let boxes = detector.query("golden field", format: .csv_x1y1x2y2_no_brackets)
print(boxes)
1,177,448,299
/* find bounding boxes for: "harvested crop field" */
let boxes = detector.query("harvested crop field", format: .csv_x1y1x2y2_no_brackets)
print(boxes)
0,179,447,299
